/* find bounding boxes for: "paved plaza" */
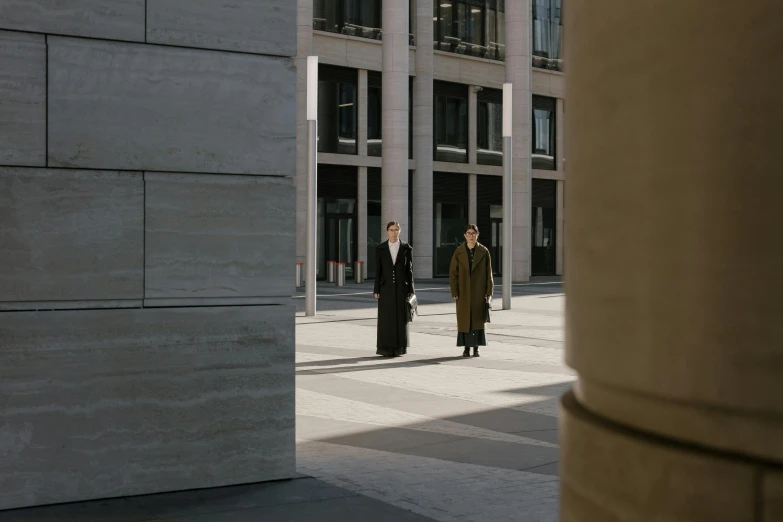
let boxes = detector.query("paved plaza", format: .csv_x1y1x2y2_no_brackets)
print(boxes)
295,278,569,522
1,278,570,521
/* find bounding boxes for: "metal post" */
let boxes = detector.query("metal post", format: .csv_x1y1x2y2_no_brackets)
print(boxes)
502,83,512,310
305,57,318,316
502,135,512,310
295,261,304,288
305,120,318,315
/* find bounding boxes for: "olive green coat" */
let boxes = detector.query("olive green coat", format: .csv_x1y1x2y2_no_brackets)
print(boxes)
449,242,494,333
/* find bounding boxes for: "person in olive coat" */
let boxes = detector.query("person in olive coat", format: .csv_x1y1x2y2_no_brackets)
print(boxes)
373,221,415,357
449,224,494,357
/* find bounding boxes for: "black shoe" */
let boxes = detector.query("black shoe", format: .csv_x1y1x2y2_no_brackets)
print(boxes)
462,347,471,357
473,347,480,357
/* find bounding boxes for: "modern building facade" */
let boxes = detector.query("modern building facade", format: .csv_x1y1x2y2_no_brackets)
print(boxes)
296,0,565,281
0,1,297,510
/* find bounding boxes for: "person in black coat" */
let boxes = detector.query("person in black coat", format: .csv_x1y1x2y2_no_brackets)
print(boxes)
373,221,414,357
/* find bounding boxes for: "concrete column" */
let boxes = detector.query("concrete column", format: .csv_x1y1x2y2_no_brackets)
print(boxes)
468,86,478,165
555,179,563,275
505,0,532,282
562,2,783,520
381,0,410,239
413,0,434,278
556,98,564,172
358,69,368,157
468,174,477,224
358,166,368,268
295,0,313,264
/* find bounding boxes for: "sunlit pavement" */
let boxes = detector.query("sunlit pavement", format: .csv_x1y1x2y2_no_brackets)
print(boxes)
295,277,571,522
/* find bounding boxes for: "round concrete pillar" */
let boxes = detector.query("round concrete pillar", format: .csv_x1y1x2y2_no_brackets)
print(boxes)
562,1,783,519
382,0,410,238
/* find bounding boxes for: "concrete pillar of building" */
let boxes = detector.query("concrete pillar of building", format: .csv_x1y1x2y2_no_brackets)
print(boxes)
468,174,477,224
358,166,368,268
358,69,368,157
412,0,434,278
468,86,478,165
382,0,410,239
561,2,783,520
555,179,564,276
295,0,313,264
505,0,532,282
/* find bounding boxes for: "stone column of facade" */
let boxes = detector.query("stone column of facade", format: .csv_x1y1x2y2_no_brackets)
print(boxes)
468,86,478,165
412,0,434,278
562,2,783,520
295,0,313,264
555,179,564,276
358,166,368,270
382,0,410,238
358,69,368,157
505,0,532,282
468,174,477,224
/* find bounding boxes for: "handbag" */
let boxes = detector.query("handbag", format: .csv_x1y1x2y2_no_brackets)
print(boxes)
484,296,491,323
406,294,418,322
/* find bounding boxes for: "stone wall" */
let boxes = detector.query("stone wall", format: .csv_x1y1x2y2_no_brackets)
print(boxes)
0,1,297,510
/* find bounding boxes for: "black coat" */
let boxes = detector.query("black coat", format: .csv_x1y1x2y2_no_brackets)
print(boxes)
373,240,414,356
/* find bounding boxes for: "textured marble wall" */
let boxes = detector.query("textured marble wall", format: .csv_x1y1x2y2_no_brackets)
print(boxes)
0,31,45,166
48,37,295,175
0,0,145,41
0,168,144,303
0,305,295,510
147,0,295,55
145,173,295,300
0,0,297,511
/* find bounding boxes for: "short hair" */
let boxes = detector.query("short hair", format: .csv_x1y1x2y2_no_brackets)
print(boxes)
464,224,479,234
387,221,401,230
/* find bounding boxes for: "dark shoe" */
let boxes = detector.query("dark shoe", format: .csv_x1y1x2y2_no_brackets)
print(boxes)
462,347,470,357
473,347,480,357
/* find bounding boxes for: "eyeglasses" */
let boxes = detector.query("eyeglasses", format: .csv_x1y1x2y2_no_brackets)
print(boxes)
465,231,477,236
389,229,400,233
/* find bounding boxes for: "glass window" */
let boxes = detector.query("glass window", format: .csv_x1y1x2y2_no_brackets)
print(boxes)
477,88,503,166
313,0,383,40
318,66,358,155
434,82,469,163
487,0,505,61
367,85,382,156
532,95,556,170
532,0,563,71
433,1,493,60
313,0,341,34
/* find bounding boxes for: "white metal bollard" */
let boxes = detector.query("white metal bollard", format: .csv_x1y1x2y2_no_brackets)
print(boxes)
327,260,336,283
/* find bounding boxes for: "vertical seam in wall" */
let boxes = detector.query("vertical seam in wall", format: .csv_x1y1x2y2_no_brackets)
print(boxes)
754,468,764,522
142,172,146,308
45,35,48,167
144,0,148,43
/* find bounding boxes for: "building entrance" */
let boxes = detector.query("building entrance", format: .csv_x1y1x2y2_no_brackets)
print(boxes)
318,198,356,281
316,165,358,281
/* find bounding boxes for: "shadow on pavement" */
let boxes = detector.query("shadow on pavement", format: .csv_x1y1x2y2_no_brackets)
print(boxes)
296,356,471,375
